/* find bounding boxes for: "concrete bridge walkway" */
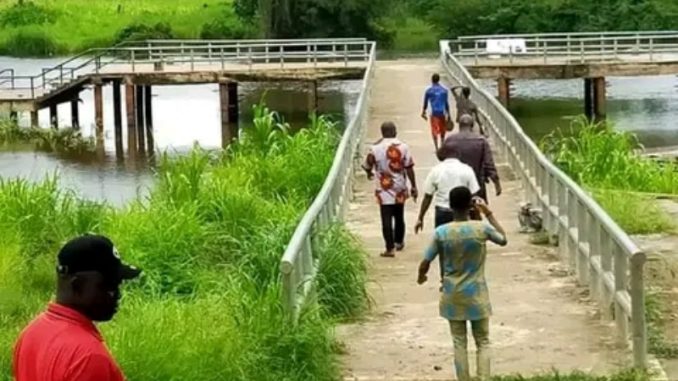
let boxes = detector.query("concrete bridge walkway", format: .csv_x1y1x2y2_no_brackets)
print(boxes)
337,59,629,380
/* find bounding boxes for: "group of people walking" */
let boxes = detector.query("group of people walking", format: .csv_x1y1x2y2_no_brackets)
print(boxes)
361,73,508,381
10,72,507,381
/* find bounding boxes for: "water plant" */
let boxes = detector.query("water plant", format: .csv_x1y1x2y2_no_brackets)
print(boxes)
0,119,96,155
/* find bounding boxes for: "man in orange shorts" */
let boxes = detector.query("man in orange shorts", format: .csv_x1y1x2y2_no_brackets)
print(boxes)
421,73,450,152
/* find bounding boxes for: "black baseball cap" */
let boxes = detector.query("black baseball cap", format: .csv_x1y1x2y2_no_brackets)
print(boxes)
56,234,141,282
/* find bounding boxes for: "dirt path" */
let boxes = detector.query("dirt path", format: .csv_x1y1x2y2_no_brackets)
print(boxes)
337,60,629,380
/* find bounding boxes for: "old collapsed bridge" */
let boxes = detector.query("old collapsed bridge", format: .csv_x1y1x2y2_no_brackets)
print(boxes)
4,33,675,378
0,39,370,157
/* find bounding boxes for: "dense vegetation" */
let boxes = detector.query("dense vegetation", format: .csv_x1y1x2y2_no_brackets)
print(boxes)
1,0,677,56
0,105,369,380
540,117,677,235
0,119,95,156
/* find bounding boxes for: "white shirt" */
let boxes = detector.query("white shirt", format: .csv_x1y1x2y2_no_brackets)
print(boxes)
423,158,480,208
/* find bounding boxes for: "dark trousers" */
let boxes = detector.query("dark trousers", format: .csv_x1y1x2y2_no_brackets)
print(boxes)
380,204,405,251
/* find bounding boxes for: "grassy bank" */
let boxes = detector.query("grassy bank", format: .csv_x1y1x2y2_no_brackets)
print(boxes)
541,117,677,234
0,105,369,380
0,0,242,56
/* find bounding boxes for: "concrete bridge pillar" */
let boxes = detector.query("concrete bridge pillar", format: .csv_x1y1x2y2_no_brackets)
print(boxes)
497,77,511,107
584,77,606,122
144,85,154,154
219,81,239,148
584,78,593,120
49,103,58,129
135,85,146,155
112,80,124,158
125,82,137,159
71,99,80,129
593,77,606,121
93,82,104,152
30,110,38,127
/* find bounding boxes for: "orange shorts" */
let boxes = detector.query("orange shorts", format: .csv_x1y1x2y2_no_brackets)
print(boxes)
430,115,446,136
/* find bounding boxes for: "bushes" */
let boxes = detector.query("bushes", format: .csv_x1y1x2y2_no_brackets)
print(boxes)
114,22,174,44
0,105,368,380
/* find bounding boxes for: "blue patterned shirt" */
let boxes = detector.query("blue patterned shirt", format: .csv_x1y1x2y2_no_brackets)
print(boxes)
424,220,507,321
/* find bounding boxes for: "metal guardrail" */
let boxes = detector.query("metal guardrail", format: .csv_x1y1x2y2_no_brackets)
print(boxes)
279,41,376,321
0,39,372,100
439,40,647,368
453,33,678,64
457,30,678,40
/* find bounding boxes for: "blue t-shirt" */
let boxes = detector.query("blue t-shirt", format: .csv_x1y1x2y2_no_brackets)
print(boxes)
423,84,449,117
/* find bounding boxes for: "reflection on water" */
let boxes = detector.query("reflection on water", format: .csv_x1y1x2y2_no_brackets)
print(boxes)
0,56,363,205
478,75,678,148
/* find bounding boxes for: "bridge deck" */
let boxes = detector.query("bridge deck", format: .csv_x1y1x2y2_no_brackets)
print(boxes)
0,61,366,104
338,60,629,379
460,53,678,79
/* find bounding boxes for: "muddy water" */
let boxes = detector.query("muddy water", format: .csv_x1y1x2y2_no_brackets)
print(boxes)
0,56,363,206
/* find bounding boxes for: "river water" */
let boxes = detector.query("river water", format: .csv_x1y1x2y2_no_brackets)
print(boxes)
477,74,678,147
0,56,363,205
3,56,678,205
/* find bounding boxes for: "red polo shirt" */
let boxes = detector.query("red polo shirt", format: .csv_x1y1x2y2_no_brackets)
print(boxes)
13,303,125,381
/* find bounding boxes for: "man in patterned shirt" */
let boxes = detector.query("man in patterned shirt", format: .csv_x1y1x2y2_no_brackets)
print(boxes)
362,121,418,257
417,186,507,381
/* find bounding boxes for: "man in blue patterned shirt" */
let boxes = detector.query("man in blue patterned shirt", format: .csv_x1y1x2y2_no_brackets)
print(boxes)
417,186,507,381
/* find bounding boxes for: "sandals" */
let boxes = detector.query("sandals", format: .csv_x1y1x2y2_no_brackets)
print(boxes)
380,251,395,258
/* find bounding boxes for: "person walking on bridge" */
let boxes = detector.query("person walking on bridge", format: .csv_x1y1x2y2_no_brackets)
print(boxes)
417,186,507,381
452,86,484,135
414,144,479,280
421,73,451,152
362,121,418,258
443,114,501,210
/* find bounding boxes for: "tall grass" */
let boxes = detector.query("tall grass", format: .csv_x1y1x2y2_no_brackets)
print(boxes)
541,116,678,194
0,104,369,380
0,0,236,56
541,116,678,234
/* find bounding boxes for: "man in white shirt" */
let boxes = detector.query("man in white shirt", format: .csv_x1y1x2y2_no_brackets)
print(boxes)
415,144,479,280
415,144,480,234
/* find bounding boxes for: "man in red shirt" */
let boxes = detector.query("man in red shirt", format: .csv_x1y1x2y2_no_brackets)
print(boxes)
13,234,142,381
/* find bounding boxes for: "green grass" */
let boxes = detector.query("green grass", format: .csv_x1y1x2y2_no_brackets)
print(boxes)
645,290,678,358
541,116,678,234
491,368,648,381
0,0,242,56
541,116,678,195
591,189,675,235
0,104,370,380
